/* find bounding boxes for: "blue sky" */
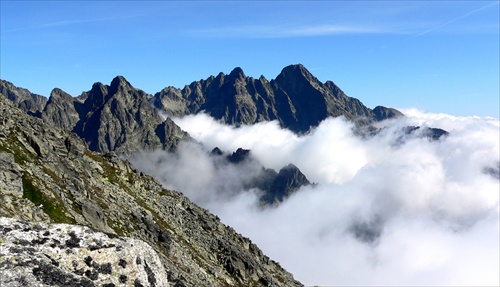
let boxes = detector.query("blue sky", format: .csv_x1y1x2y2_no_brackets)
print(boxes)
1,1,499,117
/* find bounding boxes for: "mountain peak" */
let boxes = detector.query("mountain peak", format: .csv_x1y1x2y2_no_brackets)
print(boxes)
276,64,316,84
110,75,132,93
49,88,73,101
228,67,246,79
281,63,309,75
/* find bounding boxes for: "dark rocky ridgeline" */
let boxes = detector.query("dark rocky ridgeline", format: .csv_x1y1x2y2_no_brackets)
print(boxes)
152,64,403,133
402,126,449,141
0,80,47,115
212,147,311,205
54,76,188,154
386,125,450,147
1,65,410,156
0,94,303,286
21,76,190,155
262,164,311,205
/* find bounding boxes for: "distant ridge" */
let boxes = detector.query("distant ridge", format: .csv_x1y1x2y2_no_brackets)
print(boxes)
1,77,189,154
151,64,403,133
1,64,402,154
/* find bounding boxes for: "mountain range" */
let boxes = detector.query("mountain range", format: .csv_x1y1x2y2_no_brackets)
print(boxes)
1,64,402,152
151,64,402,133
0,64,440,286
0,64,409,204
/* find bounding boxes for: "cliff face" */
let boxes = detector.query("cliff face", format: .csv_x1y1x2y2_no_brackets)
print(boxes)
152,64,403,133
0,94,302,287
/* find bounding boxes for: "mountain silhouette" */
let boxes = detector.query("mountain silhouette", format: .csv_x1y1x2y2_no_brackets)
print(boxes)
152,64,402,133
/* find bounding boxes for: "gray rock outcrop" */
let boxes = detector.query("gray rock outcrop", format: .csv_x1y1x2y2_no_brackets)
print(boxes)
0,217,169,287
41,88,81,132
262,164,311,205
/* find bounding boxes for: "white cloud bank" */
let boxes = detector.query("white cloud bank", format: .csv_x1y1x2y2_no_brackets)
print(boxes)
130,111,499,286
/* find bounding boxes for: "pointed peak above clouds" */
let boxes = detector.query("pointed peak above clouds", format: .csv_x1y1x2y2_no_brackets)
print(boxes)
2,64,405,152
109,75,134,94
279,63,312,77
228,66,246,79
152,63,403,133
275,64,318,85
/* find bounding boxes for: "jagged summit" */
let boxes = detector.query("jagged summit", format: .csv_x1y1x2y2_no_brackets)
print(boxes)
0,79,47,115
228,66,246,79
153,64,403,133
111,75,129,85
40,76,190,154
275,64,317,84
109,75,133,94
209,147,312,205
2,64,403,152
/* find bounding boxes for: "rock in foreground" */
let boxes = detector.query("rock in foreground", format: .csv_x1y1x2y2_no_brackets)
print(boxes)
0,217,169,287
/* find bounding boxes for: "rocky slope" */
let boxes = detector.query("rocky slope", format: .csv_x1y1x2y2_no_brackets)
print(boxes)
0,217,169,287
152,64,403,133
0,94,302,286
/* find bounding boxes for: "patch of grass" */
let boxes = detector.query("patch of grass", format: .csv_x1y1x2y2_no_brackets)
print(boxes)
22,174,75,224
0,132,31,164
158,190,170,197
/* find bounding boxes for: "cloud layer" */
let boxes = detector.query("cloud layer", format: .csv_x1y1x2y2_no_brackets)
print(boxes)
130,112,499,286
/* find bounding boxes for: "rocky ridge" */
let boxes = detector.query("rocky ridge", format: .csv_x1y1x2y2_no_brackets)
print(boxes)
0,94,302,286
152,64,403,133
0,80,47,115
2,64,402,155
33,76,189,155
0,77,313,206
215,148,311,205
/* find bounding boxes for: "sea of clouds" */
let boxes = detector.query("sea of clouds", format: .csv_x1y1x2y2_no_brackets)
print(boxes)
129,110,499,286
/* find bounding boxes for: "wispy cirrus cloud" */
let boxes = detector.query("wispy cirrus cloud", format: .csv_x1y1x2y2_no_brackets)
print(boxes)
414,1,499,36
188,1,499,39
39,18,116,29
189,23,400,39
2,14,144,34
